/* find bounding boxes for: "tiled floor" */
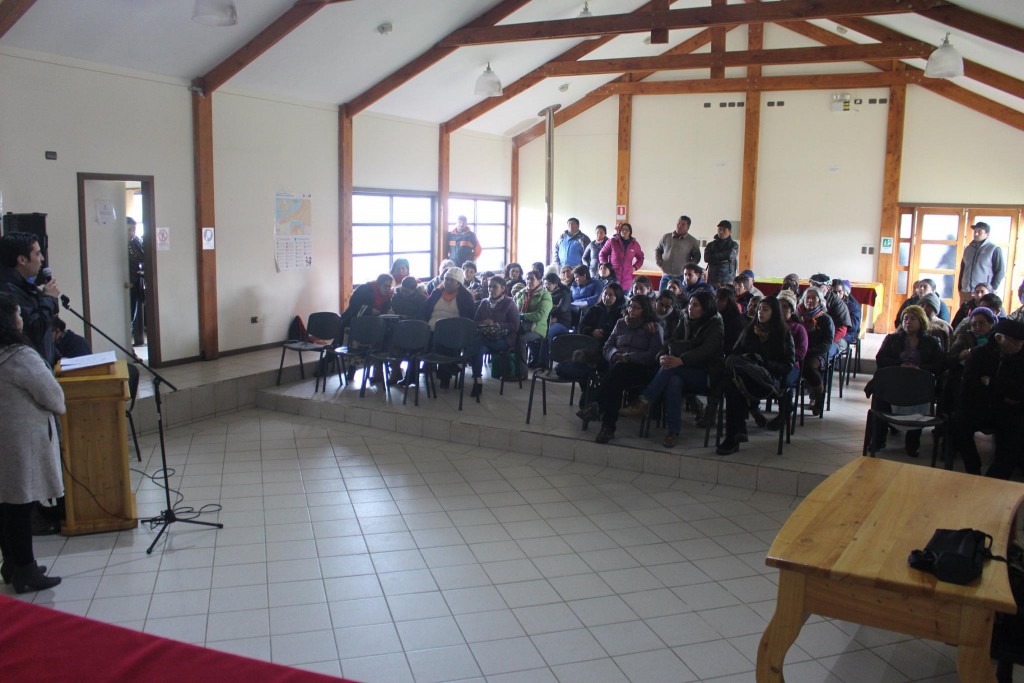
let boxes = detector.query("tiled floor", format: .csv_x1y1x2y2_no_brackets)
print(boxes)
9,378,980,682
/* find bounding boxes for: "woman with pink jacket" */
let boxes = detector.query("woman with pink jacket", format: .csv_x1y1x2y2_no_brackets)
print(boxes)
599,223,645,291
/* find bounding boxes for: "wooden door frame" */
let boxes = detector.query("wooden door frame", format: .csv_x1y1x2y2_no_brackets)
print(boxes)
76,173,162,367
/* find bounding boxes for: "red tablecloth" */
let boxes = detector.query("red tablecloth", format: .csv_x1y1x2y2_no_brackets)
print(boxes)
0,594,355,683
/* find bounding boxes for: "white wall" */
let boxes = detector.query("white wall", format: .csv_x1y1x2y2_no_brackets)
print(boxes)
0,47,199,361
450,129,512,197
353,113,438,192
901,87,1024,204
213,91,340,352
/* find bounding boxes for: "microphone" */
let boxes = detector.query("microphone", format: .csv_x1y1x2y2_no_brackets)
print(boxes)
60,294,71,309
37,267,53,285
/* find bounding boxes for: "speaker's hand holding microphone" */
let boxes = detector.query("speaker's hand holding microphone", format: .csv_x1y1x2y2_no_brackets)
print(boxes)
37,267,63,301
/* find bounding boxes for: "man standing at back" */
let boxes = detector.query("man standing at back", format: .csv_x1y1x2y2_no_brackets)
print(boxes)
655,215,701,292
553,217,590,268
447,215,482,268
959,221,1004,307
0,232,61,367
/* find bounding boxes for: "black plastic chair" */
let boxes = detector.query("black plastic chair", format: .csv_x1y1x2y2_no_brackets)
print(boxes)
333,315,386,394
126,363,142,462
420,317,476,411
526,334,601,424
862,365,948,467
364,319,431,405
276,312,342,387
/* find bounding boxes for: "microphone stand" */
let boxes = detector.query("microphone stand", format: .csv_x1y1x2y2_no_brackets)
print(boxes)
59,296,223,554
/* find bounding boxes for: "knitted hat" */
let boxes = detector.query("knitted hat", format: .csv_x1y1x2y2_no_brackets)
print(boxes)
969,306,996,324
777,289,798,311
920,292,942,314
445,267,465,283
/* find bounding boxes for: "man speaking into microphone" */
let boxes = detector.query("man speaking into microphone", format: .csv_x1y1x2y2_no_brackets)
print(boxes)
0,232,62,367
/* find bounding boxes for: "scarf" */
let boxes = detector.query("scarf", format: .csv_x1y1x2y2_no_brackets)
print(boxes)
798,304,824,328
522,284,539,314
486,294,507,310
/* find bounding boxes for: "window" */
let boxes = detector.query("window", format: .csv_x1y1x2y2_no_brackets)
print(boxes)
352,193,434,285
447,197,508,273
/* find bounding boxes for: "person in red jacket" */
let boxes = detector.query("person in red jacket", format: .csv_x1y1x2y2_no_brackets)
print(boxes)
599,223,645,291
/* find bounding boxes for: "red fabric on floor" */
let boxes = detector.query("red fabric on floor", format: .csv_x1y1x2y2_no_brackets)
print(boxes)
0,594,357,682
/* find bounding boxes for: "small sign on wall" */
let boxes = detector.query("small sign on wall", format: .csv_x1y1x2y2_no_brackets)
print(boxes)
880,237,894,255
202,227,215,250
616,205,627,221
156,227,171,251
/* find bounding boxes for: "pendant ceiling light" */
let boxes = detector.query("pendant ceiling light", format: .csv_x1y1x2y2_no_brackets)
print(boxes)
192,0,238,26
924,33,964,78
474,63,503,97
579,2,593,18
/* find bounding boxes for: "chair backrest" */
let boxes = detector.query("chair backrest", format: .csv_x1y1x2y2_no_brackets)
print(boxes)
390,319,431,352
869,365,936,408
306,311,342,343
433,317,476,352
126,363,140,410
549,333,602,365
349,314,385,346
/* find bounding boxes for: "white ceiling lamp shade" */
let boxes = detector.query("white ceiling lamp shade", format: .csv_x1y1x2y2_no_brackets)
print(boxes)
474,63,503,97
192,0,237,26
924,33,964,78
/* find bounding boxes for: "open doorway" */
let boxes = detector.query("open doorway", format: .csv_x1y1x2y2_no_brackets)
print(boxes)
76,173,161,367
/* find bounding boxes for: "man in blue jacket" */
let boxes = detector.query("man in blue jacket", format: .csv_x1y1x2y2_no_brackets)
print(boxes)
554,217,591,268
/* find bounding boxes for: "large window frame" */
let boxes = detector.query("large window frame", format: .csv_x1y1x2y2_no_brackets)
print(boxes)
351,190,436,285
446,194,510,274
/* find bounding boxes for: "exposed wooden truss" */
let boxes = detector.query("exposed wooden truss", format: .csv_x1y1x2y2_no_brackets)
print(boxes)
916,4,1024,53
0,0,35,39
439,0,949,47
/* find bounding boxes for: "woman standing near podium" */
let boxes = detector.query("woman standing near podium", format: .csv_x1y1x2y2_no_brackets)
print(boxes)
0,293,64,593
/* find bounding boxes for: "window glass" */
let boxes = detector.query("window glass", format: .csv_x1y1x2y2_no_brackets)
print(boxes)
897,270,908,295
899,213,913,240
919,244,957,271
352,255,392,285
446,196,509,267
477,200,506,224
448,198,475,222
476,249,505,273
352,194,389,224
352,224,385,255
393,196,431,224
974,215,1012,244
918,272,954,298
395,253,432,280
475,225,506,248
393,225,432,252
920,214,959,241
898,242,910,267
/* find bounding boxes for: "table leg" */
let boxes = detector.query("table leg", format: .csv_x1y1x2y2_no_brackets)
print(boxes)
956,605,997,683
757,570,809,683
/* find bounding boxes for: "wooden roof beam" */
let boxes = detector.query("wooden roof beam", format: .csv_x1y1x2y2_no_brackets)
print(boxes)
345,0,531,115
836,16,1024,101
440,0,949,47
0,0,36,39
917,4,1024,54
603,71,915,95
512,28,718,148
194,0,349,94
540,42,931,77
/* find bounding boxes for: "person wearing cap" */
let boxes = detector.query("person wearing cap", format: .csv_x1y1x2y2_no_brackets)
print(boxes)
953,318,1024,478
446,215,482,268
703,220,739,288
919,292,953,352
654,216,701,292
959,222,1004,306
732,272,763,311
781,274,801,297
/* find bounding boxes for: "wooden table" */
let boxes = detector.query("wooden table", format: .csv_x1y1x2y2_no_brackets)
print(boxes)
757,458,1024,682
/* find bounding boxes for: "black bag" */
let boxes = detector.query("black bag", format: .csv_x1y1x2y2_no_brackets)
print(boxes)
908,528,1004,586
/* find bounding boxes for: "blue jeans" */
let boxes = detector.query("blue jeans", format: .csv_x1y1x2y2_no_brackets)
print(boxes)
641,365,709,434
471,338,509,378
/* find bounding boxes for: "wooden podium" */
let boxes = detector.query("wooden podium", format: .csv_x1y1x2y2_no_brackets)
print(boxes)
56,359,138,535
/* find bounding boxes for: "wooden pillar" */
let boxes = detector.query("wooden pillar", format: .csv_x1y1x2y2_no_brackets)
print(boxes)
339,105,353,311
710,0,726,79
510,143,519,263
616,95,632,225
438,123,450,270
738,23,763,274
191,91,219,360
876,81,907,334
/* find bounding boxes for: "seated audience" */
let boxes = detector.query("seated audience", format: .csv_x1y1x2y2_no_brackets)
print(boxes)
733,272,763,311
619,290,723,447
952,319,1024,478
1008,280,1024,324
681,263,715,303
920,292,953,352
654,291,681,339
716,296,794,455
952,283,991,330
53,317,91,359
666,278,685,301
422,267,475,388
781,273,801,297
831,278,861,346
941,305,996,417
342,273,394,327
425,259,455,294
390,276,427,319
597,262,616,289
796,286,835,417
808,273,850,352
629,275,656,302
470,276,520,398
530,262,545,282
579,283,627,342
504,262,526,291
571,265,601,307
577,296,664,444
895,278,950,326
870,305,944,457
390,258,411,285
716,287,745,353
768,290,809,430
745,294,763,321
462,261,482,299
559,265,575,288
514,270,553,374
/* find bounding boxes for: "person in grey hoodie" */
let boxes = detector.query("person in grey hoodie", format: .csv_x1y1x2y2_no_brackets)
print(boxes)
582,225,608,280
959,221,1004,304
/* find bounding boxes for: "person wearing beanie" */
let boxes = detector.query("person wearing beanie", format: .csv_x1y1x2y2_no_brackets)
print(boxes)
953,317,1024,477
422,266,476,389
920,292,953,352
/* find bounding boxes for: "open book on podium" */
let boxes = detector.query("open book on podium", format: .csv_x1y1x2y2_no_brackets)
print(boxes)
55,354,138,535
